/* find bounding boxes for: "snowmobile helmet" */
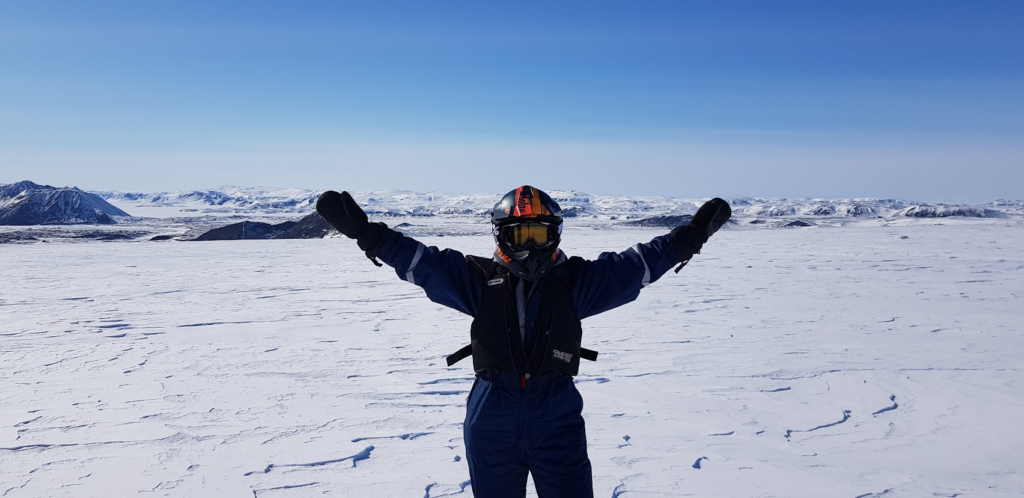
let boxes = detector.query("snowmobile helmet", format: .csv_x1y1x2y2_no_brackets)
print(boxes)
491,186,564,281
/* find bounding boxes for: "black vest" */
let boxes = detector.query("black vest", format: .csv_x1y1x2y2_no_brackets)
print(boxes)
446,255,597,377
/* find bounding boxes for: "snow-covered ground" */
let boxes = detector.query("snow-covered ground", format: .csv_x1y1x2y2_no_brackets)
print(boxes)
2,220,1023,497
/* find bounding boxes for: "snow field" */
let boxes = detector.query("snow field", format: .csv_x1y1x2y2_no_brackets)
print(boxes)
1,221,1022,497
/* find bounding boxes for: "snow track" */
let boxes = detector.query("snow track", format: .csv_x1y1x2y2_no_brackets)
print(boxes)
1,221,1023,496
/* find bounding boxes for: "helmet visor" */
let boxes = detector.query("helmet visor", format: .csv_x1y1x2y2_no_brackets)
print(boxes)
496,221,560,251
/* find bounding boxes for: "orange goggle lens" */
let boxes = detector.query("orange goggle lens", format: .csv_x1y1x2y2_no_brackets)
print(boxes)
512,223,549,245
498,222,558,249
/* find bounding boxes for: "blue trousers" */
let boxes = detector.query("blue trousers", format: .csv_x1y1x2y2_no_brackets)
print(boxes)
464,370,594,498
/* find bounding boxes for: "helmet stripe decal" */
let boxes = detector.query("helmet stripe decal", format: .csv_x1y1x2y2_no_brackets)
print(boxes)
531,188,544,216
513,186,532,217
510,185,553,218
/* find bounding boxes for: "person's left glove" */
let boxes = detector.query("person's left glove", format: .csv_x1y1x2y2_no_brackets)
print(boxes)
671,197,731,272
316,190,387,266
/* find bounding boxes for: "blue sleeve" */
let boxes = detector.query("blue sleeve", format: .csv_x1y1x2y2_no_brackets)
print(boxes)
574,233,681,319
373,229,484,316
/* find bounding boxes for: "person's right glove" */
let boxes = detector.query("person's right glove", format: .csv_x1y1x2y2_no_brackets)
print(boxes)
316,190,368,239
670,197,731,273
316,190,388,266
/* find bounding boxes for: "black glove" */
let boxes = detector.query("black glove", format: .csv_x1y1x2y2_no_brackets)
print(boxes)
316,190,367,238
690,197,732,238
670,198,731,273
316,190,387,266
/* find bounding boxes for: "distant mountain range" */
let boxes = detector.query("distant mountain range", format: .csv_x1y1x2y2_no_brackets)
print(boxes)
0,181,130,225
97,186,319,214
93,186,1021,219
2,181,1019,229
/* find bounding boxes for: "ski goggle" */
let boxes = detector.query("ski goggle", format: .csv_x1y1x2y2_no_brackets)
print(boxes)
495,221,561,250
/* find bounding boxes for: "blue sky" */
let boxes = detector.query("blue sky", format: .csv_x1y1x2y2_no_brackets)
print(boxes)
1,1,1022,200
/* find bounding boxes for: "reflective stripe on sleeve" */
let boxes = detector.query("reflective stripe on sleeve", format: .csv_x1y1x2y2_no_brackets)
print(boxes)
405,244,425,284
632,243,651,287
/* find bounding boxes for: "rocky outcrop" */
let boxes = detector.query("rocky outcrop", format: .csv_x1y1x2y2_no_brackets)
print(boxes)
193,213,334,241
194,220,298,241
0,181,130,225
895,205,1006,218
617,214,693,228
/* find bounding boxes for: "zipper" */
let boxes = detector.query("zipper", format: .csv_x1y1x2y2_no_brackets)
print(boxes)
506,278,529,369
507,277,533,392
535,306,556,375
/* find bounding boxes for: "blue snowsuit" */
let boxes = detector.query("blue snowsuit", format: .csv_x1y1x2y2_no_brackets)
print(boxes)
374,229,682,497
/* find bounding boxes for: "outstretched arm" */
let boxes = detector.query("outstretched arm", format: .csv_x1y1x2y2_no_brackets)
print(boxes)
317,191,483,316
574,198,731,319
374,230,483,316
573,234,679,319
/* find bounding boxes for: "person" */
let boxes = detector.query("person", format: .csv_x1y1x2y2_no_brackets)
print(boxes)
316,186,731,498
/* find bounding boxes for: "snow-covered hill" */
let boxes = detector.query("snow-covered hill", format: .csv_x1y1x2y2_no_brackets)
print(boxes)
95,186,319,217
93,186,1020,220
0,181,130,225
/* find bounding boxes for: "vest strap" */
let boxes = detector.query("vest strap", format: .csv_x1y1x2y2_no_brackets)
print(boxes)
448,344,598,366
446,344,474,367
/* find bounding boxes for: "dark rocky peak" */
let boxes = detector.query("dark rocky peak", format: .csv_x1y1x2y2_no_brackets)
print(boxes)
0,180,130,225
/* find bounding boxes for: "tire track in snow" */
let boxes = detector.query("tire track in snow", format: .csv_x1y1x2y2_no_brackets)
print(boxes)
14,416,42,427
855,489,893,498
243,446,374,475
260,417,344,445
351,432,432,443
785,410,852,440
251,482,319,497
2,479,31,497
872,395,898,416
424,479,471,497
